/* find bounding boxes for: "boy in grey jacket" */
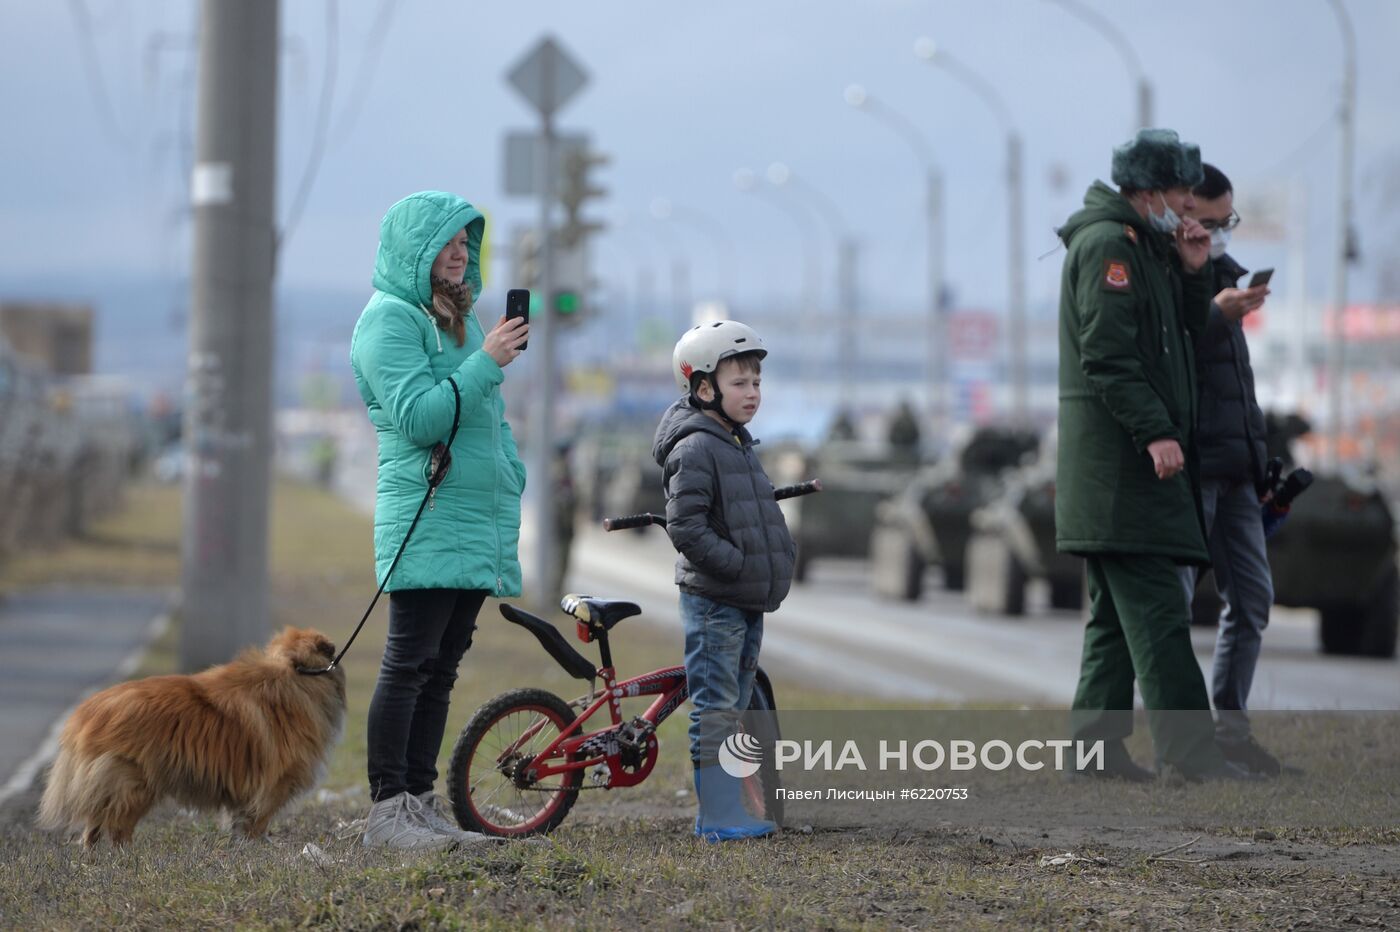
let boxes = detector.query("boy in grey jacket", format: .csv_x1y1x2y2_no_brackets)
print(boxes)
652,320,795,842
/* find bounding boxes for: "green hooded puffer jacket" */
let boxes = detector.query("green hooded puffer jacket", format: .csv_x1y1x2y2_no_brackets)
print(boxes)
349,191,525,595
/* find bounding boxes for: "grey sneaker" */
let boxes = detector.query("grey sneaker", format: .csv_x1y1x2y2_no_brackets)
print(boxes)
415,791,502,847
361,792,457,850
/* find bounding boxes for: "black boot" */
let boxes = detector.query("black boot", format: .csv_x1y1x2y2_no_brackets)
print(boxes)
1066,740,1155,783
1219,736,1288,777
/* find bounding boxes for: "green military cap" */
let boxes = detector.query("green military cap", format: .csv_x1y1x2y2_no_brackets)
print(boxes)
1111,128,1205,190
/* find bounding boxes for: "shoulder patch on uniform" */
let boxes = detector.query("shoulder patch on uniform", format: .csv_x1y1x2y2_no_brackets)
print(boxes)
1102,259,1131,292
1123,224,1138,245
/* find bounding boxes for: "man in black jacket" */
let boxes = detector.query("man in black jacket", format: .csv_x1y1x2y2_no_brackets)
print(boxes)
1181,163,1282,776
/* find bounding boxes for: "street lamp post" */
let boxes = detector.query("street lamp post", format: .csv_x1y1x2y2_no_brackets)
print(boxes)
1326,0,1357,470
766,162,861,405
916,38,1028,423
734,167,823,388
844,84,947,433
1046,0,1153,132
651,197,738,312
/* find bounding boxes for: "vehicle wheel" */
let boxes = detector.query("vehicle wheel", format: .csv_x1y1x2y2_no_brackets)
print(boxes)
741,675,784,827
966,532,1024,616
793,542,810,584
1189,569,1222,627
1327,564,1400,658
869,525,923,601
447,688,582,836
1191,587,1223,628
1049,578,1083,611
1359,564,1399,658
1319,605,1361,656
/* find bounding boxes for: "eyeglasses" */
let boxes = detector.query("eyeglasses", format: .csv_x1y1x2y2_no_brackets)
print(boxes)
1198,209,1241,233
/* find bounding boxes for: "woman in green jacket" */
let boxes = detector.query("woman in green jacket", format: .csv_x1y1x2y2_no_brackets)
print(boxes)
350,191,528,849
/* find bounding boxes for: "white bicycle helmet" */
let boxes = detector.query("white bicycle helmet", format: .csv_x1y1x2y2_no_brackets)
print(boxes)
671,320,767,393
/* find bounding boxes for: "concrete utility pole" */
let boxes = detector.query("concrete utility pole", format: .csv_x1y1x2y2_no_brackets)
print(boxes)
180,0,278,670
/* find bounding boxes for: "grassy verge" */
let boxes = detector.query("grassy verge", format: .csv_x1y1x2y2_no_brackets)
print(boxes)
2,480,1397,930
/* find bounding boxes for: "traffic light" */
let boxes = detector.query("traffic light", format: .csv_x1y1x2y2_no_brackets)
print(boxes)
559,149,609,247
513,227,542,290
552,235,590,323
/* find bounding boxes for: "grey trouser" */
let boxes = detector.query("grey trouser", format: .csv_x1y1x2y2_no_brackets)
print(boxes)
1179,477,1275,743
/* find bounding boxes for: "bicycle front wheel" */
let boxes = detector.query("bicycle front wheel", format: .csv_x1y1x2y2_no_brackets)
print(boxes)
447,688,583,836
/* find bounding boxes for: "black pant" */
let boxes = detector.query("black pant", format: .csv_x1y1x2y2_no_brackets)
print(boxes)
366,588,486,802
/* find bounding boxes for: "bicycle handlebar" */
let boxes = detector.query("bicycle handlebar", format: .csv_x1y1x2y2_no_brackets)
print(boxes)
774,478,822,500
602,512,662,532
602,479,821,532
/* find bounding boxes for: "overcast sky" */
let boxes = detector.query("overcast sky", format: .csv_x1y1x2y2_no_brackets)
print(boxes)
4,0,1400,319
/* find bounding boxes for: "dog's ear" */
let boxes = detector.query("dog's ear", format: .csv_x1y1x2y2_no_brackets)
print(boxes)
271,627,335,667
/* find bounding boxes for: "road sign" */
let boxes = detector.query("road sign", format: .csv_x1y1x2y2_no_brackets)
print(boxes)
502,130,588,197
506,36,588,117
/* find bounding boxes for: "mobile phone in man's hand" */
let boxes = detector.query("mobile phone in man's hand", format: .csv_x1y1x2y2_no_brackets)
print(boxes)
1247,268,1274,289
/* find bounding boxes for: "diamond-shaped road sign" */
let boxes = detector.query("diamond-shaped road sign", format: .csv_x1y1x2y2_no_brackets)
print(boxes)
507,37,588,118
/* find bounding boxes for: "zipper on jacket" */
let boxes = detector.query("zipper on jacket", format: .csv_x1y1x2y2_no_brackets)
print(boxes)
485,325,504,596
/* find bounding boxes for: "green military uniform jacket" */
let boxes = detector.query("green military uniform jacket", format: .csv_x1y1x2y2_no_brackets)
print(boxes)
1054,181,1212,564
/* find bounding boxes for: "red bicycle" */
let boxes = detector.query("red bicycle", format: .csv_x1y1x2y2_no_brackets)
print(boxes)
445,480,820,837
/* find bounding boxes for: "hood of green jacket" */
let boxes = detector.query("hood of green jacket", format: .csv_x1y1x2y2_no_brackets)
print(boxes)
1058,181,1155,248
372,191,485,307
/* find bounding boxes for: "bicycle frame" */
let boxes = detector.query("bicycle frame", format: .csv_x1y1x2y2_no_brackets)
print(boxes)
504,658,689,789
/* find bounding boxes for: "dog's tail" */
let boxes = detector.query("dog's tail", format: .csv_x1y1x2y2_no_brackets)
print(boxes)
36,744,80,832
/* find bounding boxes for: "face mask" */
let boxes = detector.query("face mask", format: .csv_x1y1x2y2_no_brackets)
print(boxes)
1209,228,1231,259
1147,192,1181,235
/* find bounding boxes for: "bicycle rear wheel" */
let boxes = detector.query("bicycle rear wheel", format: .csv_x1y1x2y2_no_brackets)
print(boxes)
447,688,583,836
741,675,785,826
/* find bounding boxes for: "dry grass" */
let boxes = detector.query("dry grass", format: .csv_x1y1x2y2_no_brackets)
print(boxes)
2,479,1398,930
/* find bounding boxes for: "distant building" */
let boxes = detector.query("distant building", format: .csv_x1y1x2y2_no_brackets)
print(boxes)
0,302,94,375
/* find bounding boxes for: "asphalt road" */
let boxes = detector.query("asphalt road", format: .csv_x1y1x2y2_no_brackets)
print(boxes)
561,524,1400,710
0,588,170,805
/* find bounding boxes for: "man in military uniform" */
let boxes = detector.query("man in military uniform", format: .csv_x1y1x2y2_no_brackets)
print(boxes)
1055,128,1255,782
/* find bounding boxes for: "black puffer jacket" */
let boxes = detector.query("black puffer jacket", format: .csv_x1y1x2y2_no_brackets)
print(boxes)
651,398,795,613
1195,253,1268,484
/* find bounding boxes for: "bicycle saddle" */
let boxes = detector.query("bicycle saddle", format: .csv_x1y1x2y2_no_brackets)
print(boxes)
562,594,641,636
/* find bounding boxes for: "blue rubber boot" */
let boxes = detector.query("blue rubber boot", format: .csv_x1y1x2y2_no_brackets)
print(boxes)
693,765,777,843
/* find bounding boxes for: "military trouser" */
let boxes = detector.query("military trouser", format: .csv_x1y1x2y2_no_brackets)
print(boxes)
1071,553,1222,774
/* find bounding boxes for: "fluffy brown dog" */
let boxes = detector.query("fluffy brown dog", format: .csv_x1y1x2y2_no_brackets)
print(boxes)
38,627,347,846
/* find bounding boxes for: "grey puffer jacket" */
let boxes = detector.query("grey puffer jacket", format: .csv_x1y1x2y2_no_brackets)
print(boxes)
651,398,796,613
1196,252,1268,485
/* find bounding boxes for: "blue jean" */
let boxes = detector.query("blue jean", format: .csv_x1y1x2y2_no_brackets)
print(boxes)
680,591,763,766
366,588,485,801
1179,477,1274,744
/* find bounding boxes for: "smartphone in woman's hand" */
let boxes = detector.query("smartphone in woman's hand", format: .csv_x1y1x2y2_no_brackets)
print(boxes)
506,289,530,350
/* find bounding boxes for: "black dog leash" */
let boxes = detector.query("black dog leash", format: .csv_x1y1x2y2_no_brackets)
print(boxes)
299,377,460,675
